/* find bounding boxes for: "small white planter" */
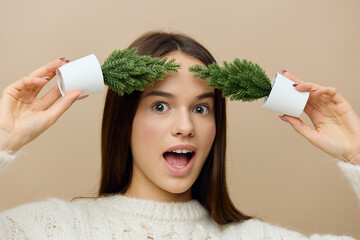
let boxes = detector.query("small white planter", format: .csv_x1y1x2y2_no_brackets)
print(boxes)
56,54,104,96
262,73,309,117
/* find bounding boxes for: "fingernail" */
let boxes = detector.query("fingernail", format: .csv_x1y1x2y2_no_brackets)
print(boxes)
59,57,66,62
42,77,50,80
292,83,302,87
279,115,290,123
281,69,287,74
64,59,70,63
76,94,89,101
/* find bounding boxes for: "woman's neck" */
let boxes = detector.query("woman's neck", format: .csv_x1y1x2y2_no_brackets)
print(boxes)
124,183,192,202
124,173,192,202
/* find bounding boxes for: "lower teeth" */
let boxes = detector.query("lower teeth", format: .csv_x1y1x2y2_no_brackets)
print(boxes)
172,165,185,168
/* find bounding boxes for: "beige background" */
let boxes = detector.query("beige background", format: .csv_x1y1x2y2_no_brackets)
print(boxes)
0,0,359,238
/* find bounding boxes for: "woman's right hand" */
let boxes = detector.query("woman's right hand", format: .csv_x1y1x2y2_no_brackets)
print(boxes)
0,58,87,154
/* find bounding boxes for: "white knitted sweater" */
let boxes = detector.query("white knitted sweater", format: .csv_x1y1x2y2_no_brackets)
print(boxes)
0,151,359,239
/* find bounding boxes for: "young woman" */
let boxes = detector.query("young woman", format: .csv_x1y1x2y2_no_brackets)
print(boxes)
0,31,359,239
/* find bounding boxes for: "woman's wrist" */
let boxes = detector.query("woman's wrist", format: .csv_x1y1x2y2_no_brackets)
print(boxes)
343,152,360,165
349,157,360,165
0,132,19,155
0,144,16,155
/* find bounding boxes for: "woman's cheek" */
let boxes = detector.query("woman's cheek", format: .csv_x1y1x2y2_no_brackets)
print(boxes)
140,118,165,144
199,120,216,147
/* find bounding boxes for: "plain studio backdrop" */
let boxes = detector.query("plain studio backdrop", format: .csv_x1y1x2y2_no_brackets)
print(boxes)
0,0,359,238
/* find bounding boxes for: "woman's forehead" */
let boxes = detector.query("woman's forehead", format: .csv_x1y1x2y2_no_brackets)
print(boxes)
163,51,204,66
141,76,213,100
142,52,212,94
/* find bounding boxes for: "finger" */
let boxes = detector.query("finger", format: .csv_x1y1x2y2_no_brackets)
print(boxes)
292,82,322,93
296,86,328,120
281,115,320,146
282,71,324,94
311,87,346,105
37,85,62,110
303,102,321,118
28,58,69,79
43,90,83,127
10,76,50,97
282,71,303,83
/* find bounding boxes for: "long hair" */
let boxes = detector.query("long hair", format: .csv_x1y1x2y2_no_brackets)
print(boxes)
100,31,251,224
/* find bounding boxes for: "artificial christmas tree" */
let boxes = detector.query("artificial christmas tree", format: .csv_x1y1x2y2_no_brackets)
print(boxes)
102,48,180,95
189,59,272,102
189,59,309,117
56,48,180,96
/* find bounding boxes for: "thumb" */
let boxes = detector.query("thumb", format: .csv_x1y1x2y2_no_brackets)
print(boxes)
44,91,84,127
280,115,319,145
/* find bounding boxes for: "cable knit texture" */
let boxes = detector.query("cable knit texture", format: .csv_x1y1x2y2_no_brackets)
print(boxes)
0,152,359,239
338,161,360,203
0,151,16,174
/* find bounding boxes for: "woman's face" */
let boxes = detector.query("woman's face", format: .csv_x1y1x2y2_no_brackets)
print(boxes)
126,51,216,202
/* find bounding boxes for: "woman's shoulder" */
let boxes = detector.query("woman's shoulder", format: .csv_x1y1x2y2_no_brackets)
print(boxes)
0,196,103,226
1,197,81,220
224,218,355,239
0,196,106,239
226,219,301,238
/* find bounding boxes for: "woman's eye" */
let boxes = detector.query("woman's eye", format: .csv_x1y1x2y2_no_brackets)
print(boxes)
153,102,169,112
193,105,209,114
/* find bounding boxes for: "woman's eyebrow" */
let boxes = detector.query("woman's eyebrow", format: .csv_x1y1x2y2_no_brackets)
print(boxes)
197,92,214,100
143,91,174,98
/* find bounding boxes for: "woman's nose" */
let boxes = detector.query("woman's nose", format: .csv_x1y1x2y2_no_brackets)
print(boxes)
171,110,194,137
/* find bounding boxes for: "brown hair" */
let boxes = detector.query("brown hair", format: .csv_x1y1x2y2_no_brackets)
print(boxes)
100,31,251,224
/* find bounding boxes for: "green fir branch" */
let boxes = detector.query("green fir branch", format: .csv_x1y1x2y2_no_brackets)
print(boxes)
189,59,272,102
102,48,181,95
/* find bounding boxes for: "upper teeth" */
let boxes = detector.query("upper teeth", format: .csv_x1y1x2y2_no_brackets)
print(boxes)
171,149,192,154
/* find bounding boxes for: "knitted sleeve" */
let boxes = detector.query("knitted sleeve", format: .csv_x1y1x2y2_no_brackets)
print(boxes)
229,161,360,240
337,161,360,204
0,198,88,239
0,151,17,174
231,218,356,239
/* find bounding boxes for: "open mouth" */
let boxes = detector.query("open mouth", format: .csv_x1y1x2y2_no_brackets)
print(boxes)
163,150,195,169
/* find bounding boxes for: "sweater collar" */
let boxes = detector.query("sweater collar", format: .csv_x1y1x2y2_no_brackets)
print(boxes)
99,194,209,223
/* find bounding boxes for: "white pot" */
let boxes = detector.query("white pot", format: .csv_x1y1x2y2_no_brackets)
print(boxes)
262,73,309,117
56,54,104,96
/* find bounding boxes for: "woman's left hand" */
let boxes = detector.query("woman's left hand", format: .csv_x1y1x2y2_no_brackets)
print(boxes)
280,71,360,165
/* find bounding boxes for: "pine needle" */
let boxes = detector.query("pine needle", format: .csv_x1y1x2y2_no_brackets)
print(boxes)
102,48,181,95
189,59,272,102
